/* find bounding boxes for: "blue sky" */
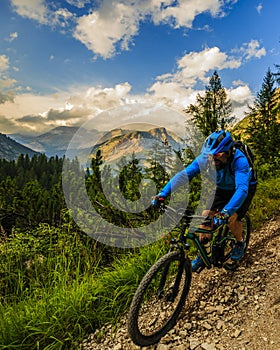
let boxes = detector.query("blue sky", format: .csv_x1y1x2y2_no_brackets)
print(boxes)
0,0,279,135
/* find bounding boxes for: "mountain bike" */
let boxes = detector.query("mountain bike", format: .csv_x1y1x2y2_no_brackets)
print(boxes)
127,204,251,347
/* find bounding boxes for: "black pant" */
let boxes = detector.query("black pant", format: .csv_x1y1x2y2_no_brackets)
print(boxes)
206,184,257,220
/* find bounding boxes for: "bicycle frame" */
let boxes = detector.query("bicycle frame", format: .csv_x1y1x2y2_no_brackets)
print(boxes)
187,224,236,269
163,205,232,269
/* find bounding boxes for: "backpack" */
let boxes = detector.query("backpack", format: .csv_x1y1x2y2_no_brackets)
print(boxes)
229,140,257,181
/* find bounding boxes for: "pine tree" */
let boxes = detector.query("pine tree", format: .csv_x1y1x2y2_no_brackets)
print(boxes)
146,140,171,191
185,71,232,136
119,153,143,202
86,149,104,205
246,68,280,163
273,64,280,86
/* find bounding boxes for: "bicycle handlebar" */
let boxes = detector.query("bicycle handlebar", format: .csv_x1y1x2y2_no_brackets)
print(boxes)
156,202,228,229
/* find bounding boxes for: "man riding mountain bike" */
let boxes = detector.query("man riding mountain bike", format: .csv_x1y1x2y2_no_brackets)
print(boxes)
152,130,257,272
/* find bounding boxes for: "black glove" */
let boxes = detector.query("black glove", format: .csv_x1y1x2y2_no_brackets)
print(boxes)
151,195,165,207
213,210,230,227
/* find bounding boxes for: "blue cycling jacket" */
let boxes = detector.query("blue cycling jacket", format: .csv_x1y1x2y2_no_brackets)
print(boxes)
158,149,257,216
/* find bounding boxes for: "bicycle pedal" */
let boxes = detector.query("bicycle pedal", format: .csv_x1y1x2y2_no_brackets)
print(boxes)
194,265,206,274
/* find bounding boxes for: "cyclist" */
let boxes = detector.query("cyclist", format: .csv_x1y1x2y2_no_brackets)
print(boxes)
152,130,257,272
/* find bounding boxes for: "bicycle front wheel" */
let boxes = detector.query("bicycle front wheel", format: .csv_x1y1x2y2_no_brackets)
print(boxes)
127,250,192,347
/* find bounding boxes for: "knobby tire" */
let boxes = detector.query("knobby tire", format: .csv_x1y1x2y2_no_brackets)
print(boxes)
243,214,251,251
127,250,192,347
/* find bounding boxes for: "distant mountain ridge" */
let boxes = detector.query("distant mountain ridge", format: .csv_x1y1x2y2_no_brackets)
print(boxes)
9,126,185,164
0,133,39,161
90,126,185,166
10,126,101,158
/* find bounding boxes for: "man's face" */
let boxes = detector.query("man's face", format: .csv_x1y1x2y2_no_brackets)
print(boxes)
209,152,229,170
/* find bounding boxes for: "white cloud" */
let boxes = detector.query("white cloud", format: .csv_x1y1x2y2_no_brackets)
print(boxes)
227,84,254,120
240,40,266,60
0,55,16,91
69,82,132,111
11,0,49,24
10,0,74,27
5,32,18,42
153,0,222,28
228,84,253,104
256,3,262,14
0,55,10,73
74,2,143,59
148,81,199,109
0,83,135,134
73,0,230,58
0,78,17,89
175,46,241,85
66,0,90,8
0,92,68,119
0,115,18,133
52,8,74,27
148,46,252,117
0,75,254,134
151,46,241,92
0,55,16,104
0,91,14,104
232,79,246,86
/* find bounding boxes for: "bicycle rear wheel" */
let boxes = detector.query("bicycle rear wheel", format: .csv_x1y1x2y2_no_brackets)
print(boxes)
223,214,251,270
127,250,192,347
240,214,251,253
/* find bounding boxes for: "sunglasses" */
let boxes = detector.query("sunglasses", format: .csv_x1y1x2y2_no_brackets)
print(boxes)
213,152,226,159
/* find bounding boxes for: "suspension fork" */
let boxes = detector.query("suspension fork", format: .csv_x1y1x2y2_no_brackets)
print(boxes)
169,250,187,301
157,246,186,301
165,222,190,300
157,217,189,300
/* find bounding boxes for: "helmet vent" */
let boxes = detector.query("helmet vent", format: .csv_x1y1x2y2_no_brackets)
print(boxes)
213,132,226,148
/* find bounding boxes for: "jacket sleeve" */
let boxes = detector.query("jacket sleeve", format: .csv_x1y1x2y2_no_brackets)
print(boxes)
158,156,203,198
223,155,250,215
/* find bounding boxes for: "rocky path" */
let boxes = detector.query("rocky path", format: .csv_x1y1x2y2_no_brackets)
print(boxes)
81,215,280,350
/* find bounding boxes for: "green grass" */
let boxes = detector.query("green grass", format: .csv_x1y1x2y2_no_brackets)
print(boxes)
0,176,279,349
0,231,166,349
249,176,280,230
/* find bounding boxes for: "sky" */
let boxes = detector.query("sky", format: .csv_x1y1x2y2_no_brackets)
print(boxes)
0,0,279,136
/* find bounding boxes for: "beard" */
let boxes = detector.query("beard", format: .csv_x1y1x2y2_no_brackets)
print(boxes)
214,159,227,170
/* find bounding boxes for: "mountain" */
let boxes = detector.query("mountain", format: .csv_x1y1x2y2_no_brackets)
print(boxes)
10,126,101,158
90,126,185,166
9,126,185,165
0,133,39,161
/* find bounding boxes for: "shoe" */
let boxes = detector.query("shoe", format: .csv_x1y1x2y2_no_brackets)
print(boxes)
231,241,245,261
191,255,205,272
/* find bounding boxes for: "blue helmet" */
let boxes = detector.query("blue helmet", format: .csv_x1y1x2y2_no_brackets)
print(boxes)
202,130,234,155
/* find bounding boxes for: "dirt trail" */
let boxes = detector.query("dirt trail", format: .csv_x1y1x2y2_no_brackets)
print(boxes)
81,214,280,350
